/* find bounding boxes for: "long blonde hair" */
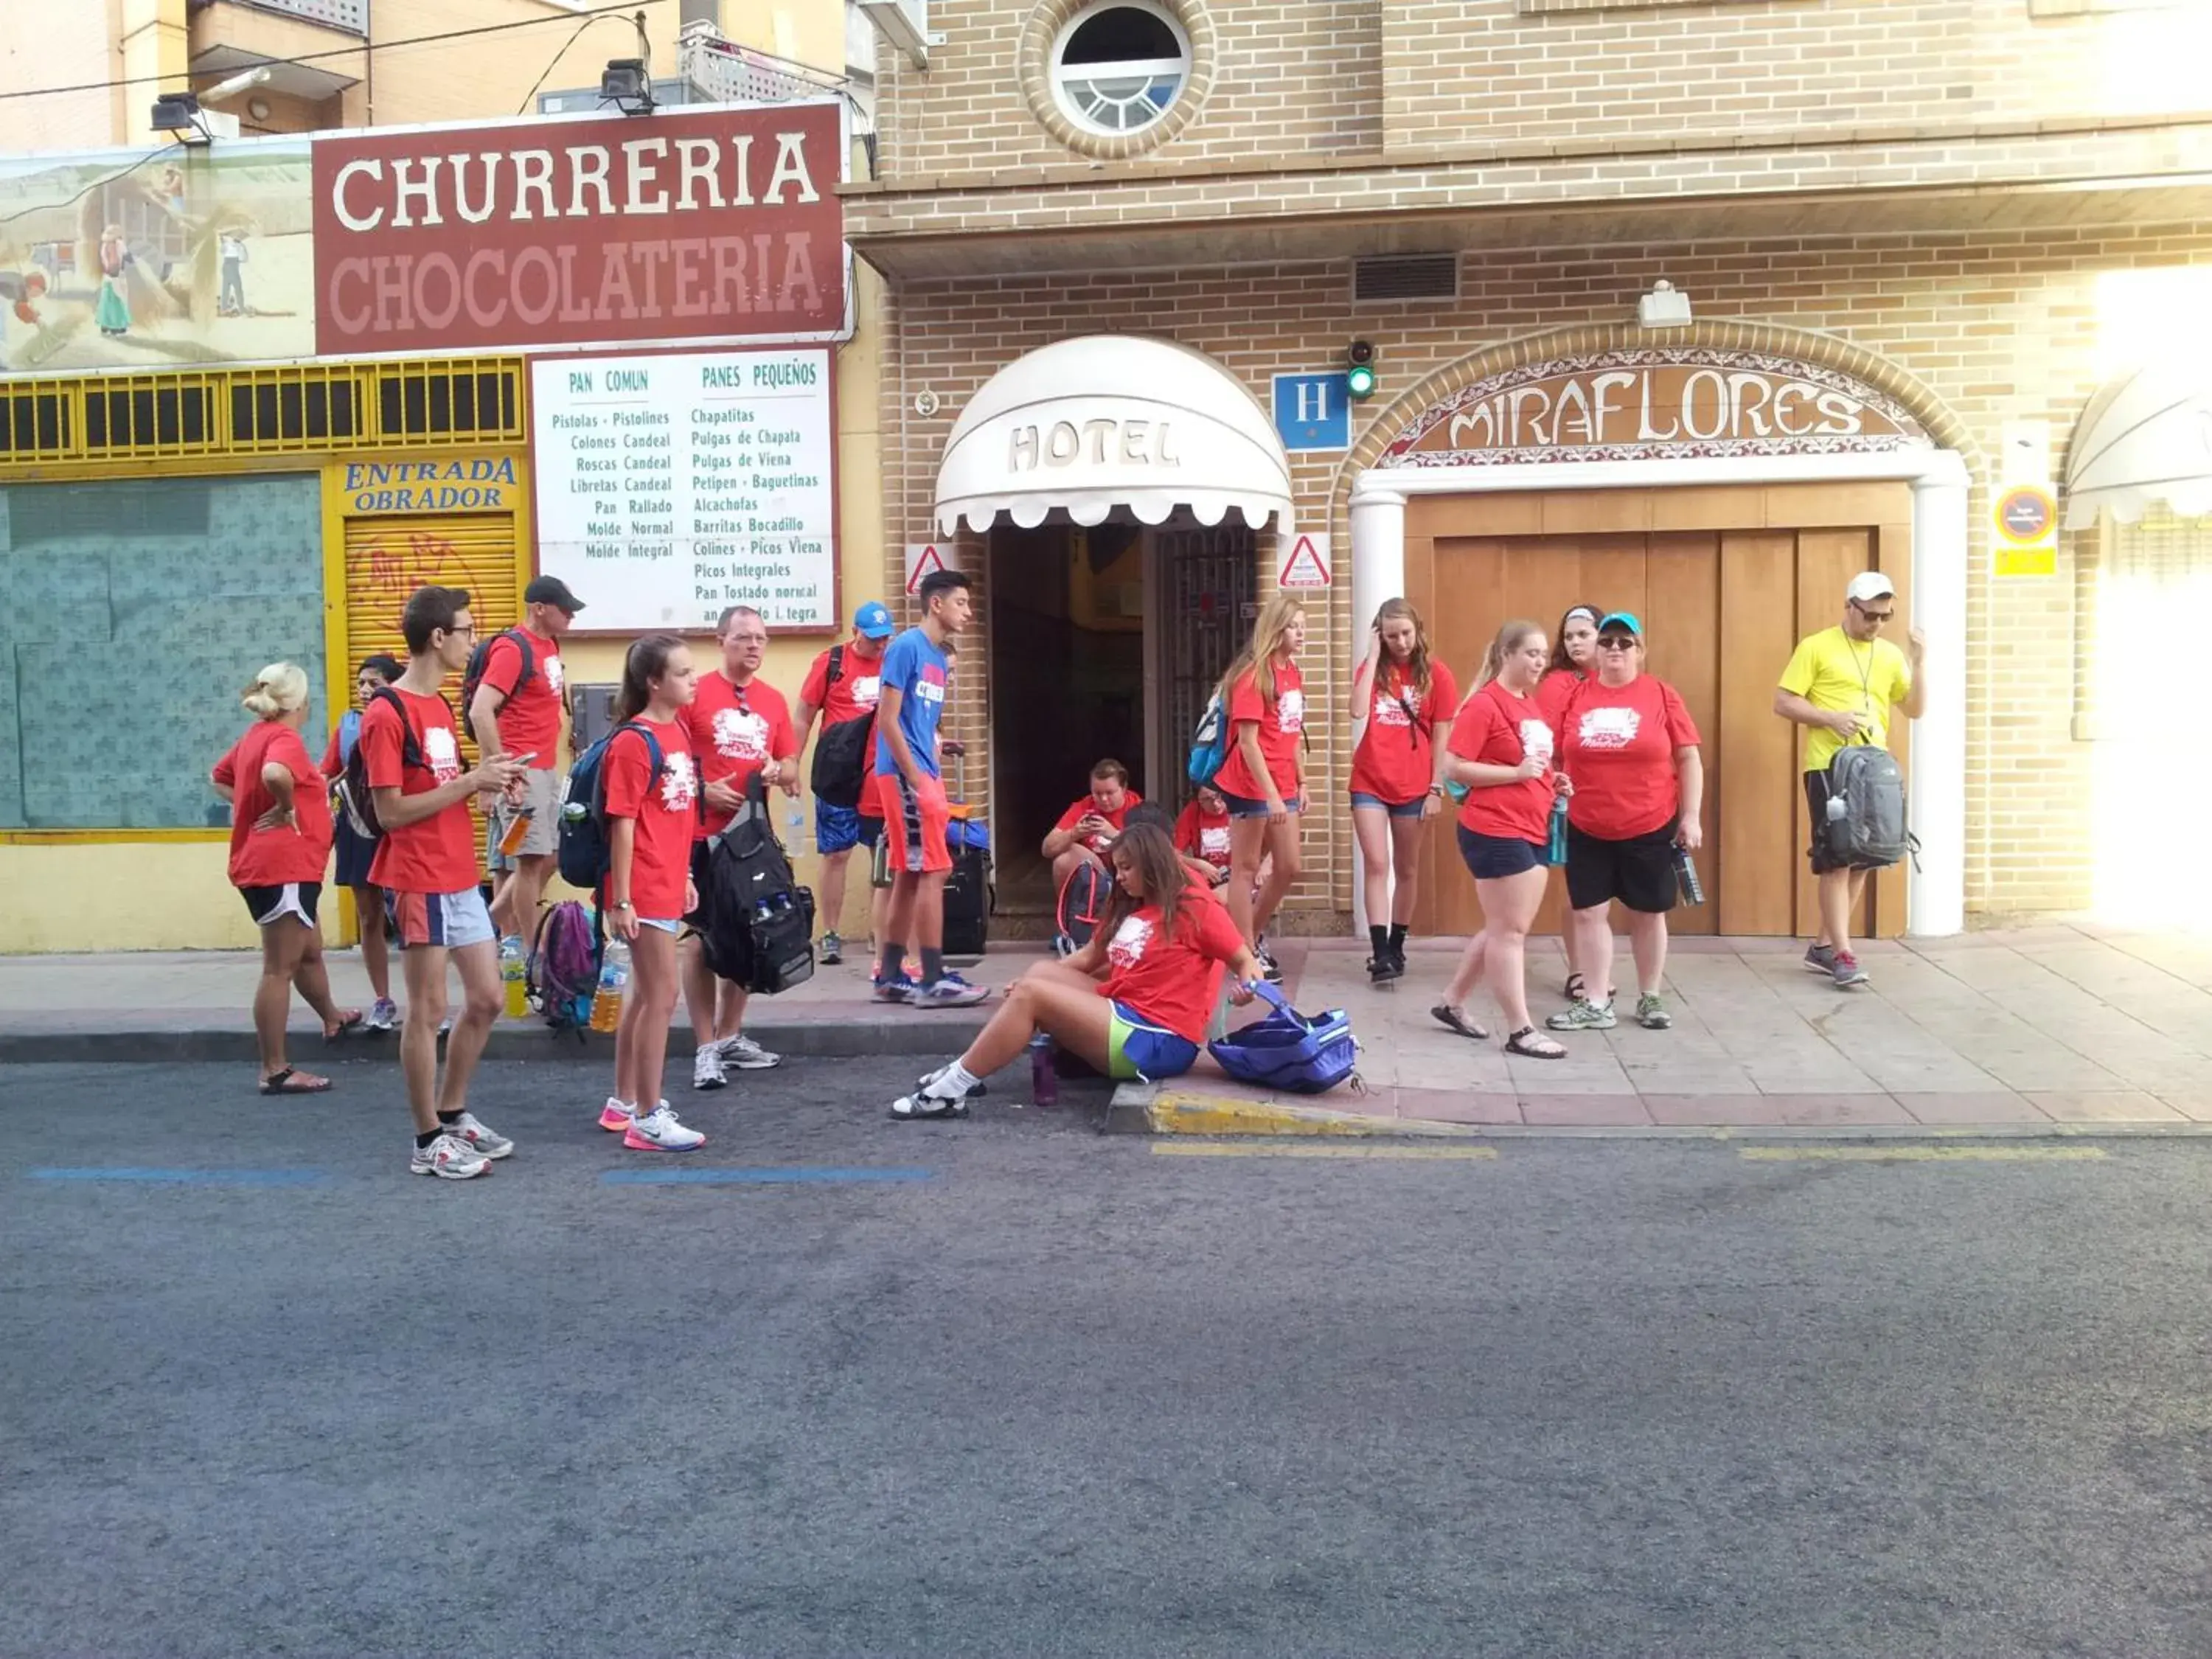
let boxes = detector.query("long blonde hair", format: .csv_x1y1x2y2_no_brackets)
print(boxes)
240,662,309,721
1470,620,1545,694
1219,592,1305,706
1372,597,1434,702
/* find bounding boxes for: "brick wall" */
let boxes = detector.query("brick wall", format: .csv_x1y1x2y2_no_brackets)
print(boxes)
872,223,2212,922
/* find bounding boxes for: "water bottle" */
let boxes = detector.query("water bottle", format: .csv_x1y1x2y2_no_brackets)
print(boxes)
498,934,528,1019
1675,847,1705,907
772,893,793,915
1029,1032,1058,1107
754,896,774,924
590,937,630,1034
1545,794,1570,866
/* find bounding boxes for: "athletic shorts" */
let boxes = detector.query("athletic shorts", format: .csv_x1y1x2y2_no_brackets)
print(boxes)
1457,824,1544,880
1565,821,1679,915
1804,768,1894,874
493,767,562,859
1106,1000,1201,1082
815,799,886,856
392,887,497,951
638,916,681,934
239,881,321,929
881,771,952,876
1350,790,1427,819
1220,789,1303,819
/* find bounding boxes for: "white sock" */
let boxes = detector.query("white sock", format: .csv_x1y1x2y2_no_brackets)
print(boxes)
928,1062,979,1099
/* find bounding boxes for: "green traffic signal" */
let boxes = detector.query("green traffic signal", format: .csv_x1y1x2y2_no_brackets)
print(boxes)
1346,363,1377,400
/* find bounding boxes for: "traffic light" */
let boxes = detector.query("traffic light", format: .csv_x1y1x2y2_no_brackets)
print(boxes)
1346,339,1377,401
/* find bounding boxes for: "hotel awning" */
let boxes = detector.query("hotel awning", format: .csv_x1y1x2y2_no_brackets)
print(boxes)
933,335,1294,537
2065,355,2212,529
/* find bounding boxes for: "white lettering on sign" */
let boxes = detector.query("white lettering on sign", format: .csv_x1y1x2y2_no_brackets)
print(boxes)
1445,369,1867,450
1007,419,1181,471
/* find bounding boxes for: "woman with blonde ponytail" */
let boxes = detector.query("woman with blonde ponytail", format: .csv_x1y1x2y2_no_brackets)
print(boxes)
1212,591,1309,978
212,661,358,1094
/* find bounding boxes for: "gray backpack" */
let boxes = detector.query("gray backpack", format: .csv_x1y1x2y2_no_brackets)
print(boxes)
1823,744,1918,869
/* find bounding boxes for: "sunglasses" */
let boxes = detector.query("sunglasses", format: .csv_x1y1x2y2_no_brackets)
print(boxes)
1596,635,1639,650
1851,602,1893,622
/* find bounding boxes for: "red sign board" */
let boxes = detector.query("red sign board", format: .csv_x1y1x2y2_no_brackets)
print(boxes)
311,102,844,357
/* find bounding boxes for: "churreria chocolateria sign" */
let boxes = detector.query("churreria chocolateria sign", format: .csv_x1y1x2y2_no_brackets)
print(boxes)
311,102,844,356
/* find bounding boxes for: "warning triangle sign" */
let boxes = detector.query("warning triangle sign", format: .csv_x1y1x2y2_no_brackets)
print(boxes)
905,543,950,595
1278,533,1332,589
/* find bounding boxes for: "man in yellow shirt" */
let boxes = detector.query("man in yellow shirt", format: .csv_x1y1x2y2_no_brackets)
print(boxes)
1773,571,1927,989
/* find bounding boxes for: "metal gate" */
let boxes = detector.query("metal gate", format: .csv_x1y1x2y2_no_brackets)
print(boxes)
1159,521,1256,799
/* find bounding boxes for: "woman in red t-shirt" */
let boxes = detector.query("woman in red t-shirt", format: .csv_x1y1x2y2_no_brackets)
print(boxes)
1540,602,1602,1002
1347,597,1460,987
1547,612,1705,1035
211,661,355,1096
1213,592,1307,978
599,635,706,1154
892,823,1262,1119
1429,621,1572,1060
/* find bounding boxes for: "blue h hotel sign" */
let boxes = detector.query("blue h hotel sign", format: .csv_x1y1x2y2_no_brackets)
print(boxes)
1273,372,1352,453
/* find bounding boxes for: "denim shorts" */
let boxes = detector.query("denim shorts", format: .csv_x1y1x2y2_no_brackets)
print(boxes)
1107,1001,1202,1082
1219,789,1303,820
1350,790,1427,819
1456,824,1545,880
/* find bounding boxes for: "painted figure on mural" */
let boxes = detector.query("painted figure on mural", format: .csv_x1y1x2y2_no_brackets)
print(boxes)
219,226,249,317
94,225,131,336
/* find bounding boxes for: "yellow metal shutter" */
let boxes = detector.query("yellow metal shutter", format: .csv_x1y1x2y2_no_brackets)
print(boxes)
341,513,523,846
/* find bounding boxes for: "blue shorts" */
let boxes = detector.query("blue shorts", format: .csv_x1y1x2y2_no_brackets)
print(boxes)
1218,789,1303,820
1350,790,1427,818
1106,1001,1202,1082
816,799,885,855
1456,824,1545,880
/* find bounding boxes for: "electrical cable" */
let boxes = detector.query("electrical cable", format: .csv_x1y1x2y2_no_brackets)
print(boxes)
0,144,174,229
513,13,623,116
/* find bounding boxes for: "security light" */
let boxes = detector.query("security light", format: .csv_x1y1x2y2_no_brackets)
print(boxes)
601,58,655,116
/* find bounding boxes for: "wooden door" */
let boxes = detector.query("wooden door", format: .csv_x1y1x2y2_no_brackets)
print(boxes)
1404,485,1910,939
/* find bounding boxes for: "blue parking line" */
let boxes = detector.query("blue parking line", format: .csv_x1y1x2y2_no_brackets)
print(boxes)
600,1166,936,1186
28,1168,330,1187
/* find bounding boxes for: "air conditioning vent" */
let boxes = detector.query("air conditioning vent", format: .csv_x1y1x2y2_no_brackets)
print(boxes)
1353,254,1458,303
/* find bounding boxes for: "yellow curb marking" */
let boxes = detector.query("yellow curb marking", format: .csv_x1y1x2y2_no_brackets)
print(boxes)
1739,1146,2107,1163
1152,1144,1500,1161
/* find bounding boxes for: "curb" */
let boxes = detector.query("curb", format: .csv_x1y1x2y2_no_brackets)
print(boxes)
0,1018,990,1067
1121,1083,1487,1139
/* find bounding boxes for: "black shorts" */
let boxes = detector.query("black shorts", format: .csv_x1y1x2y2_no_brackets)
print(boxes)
684,838,712,930
1804,769,1893,874
1456,824,1544,880
1565,823,1678,914
239,881,321,928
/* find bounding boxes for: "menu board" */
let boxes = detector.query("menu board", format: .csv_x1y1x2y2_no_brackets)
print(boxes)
531,348,836,631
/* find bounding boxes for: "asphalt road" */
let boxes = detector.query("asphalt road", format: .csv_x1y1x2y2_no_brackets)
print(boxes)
6,1057,2212,1658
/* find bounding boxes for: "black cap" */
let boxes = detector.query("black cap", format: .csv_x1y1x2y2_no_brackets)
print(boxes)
524,575,585,614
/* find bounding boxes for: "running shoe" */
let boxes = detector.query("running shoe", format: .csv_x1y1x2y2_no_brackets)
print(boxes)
692,1047,727,1091
889,1089,970,1121
597,1097,633,1133
365,997,399,1033
624,1102,706,1152
1831,952,1870,990
1366,954,1401,985
917,973,990,1009
409,1133,489,1180
1803,943,1837,975
445,1110,513,1161
1258,950,1284,984
718,1034,782,1070
819,930,844,966
1635,992,1673,1030
872,973,917,1005
1545,997,1618,1032
917,1063,988,1099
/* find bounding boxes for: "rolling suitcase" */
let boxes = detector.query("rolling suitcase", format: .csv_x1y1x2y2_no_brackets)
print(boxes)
942,754,992,957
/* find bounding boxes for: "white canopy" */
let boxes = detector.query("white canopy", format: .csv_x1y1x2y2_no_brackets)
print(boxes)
2065,355,2212,529
933,335,1295,537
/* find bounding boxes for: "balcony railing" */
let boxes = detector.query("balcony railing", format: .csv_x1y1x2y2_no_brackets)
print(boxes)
678,19,858,117
194,0,369,35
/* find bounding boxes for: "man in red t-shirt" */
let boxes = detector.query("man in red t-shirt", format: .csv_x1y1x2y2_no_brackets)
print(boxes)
792,600,894,966
364,585,525,1182
679,604,799,1092
1043,758,1141,897
470,574,582,951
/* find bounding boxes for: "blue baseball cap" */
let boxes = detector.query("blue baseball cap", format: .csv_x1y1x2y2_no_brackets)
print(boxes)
1596,611,1643,637
854,601,894,639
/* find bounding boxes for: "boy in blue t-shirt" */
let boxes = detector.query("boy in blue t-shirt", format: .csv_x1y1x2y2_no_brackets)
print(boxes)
874,568,987,1014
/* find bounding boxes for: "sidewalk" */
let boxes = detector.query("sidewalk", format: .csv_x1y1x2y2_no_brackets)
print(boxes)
1132,925,2212,1135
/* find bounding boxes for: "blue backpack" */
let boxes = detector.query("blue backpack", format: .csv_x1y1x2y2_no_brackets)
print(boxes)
1207,981,1359,1095
1186,693,1229,788
557,722,664,891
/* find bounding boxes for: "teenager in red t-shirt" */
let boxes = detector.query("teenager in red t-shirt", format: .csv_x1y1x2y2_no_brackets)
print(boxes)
597,634,707,1153
1430,620,1572,1061
1547,612,1705,1036
470,574,582,947
212,661,353,1096
321,653,403,1032
1540,602,1601,1001
1348,597,1461,987
1173,785,1235,888
793,601,894,965
361,585,526,1181
675,605,797,1092
1043,758,1142,896
891,822,1262,1119
1212,593,1307,977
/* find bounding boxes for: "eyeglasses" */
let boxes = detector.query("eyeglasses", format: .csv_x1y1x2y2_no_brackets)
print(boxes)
1596,636,1639,650
1851,602,1893,622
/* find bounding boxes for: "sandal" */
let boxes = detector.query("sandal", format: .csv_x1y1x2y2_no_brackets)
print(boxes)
259,1067,333,1096
322,1010,365,1041
1430,1004,1490,1042
1564,973,1587,1004
1503,1027,1567,1060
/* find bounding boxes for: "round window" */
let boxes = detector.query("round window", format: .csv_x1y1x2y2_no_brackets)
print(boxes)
1050,2,1192,136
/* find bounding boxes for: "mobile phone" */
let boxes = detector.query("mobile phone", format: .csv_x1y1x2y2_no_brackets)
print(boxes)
508,751,538,766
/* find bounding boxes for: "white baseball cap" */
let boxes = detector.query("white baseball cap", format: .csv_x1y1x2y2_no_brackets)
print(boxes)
1845,571,1895,605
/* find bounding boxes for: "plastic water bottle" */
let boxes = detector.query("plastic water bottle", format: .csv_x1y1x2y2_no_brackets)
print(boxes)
1546,794,1570,865
1675,847,1705,907
590,938,630,1033
498,934,528,1019
1029,1032,1058,1107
